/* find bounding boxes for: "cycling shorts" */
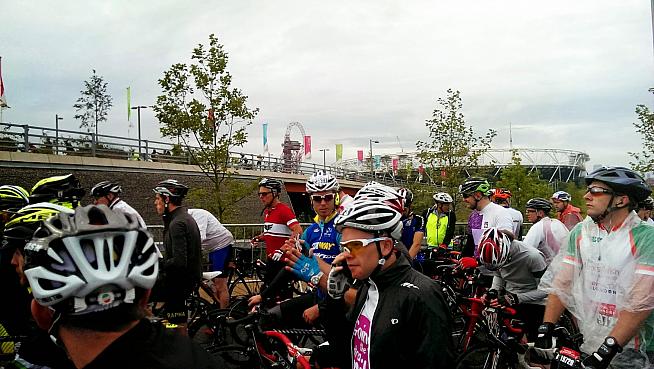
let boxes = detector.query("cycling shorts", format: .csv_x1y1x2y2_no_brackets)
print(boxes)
209,245,232,277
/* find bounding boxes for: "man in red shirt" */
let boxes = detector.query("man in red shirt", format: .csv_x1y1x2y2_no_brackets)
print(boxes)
550,190,583,230
255,178,302,301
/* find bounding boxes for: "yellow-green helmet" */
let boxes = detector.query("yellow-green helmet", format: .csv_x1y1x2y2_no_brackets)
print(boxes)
1,203,74,251
0,185,29,212
29,174,85,208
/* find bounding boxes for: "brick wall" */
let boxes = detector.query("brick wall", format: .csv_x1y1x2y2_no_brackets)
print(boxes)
0,167,292,226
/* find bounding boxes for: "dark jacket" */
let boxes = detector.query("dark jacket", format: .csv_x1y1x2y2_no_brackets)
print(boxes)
161,206,202,288
325,253,455,369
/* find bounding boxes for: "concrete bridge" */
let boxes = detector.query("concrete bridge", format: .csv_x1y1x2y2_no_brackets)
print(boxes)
0,151,369,225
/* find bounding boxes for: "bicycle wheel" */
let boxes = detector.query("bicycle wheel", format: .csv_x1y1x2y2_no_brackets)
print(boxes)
456,344,512,369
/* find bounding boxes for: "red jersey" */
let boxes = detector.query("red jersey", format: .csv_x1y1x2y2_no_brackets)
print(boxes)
262,202,299,257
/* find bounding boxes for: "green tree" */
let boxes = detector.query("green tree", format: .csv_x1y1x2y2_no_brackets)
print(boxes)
495,151,551,212
153,34,259,221
73,69,113,137
416,89,497,196
629,88,654,173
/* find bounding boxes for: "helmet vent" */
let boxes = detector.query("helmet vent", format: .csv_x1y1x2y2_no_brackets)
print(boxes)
87,207,109,226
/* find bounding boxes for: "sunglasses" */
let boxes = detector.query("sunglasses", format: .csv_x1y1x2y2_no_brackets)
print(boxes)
586,186,614,196
339,237,390,255
311,194,335,203
258,191,273,197
525,209,537,213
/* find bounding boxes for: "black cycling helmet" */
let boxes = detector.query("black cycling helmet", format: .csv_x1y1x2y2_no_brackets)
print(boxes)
526,198,553,212
29,174,85,206
459,177,492,196
90,181,122,198
638,197,654,211
259,178,283,195
152,179,189,199
0,185,29,212
584,166,651,203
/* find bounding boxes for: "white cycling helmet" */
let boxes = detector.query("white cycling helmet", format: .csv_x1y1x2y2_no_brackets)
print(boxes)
433,192,454,204
335,198,403,240
354,182,404,213
478,227,512,271
306,170,339,193
24,205,159,315
551,191,572,202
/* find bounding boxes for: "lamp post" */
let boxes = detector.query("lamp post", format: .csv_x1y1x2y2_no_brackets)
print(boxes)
319,148,330,170
130,105,148,159
55,114,63,155
369,139,379,178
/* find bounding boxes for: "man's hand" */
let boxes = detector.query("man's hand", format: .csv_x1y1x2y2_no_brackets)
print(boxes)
499,292,519,307
303,305,320,324
285,253,321,282
534,322,556,349
581,337,622,369
270,249,284,262
248,294,262,307
328,253,351,299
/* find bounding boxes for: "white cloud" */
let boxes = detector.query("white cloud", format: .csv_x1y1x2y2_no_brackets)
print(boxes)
1,0,652,169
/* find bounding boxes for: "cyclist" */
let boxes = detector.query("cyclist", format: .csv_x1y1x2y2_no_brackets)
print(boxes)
479,227,547,340
324,192,455,369
522,197,569,264
338,187,354,213
28,173,85,208
24,205,219,368
636,196,654,225
425,192,455,251
459,177,514,257
152,179,202,334
551,190,583,230
255,177,302,300
492,188,523,238
91,180,146,228
397,188,425,260
250,172,340,322
537,167,654,369
188,208,234,309
1,202,75,368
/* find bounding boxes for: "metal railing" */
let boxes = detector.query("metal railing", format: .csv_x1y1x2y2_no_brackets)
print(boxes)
0,121,412,186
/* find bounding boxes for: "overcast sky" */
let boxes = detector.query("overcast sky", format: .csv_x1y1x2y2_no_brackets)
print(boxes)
1,0,653,169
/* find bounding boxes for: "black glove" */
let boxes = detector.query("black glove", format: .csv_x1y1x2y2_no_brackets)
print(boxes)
581,336,622,369
500,292,519,306
534,322,556,349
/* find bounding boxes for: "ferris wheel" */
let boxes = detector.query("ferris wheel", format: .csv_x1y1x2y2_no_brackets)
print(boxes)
280,122,307,172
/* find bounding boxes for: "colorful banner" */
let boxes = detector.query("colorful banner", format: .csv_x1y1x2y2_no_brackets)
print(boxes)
263,123,269,154
0,57,8,108
335,144,343,161
126,87,131,122
392,158,399,175
374,155,381,170
357,150,364,162
304,135,312,159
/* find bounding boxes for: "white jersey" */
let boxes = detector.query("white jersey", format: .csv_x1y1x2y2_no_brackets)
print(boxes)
472,202,515,245
110,198,146,228
188,208,235,253
506,207,523,237
522,217,569,264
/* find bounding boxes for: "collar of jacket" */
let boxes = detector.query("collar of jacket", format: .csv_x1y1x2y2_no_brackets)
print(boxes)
163,206,186,226
368,252,413,291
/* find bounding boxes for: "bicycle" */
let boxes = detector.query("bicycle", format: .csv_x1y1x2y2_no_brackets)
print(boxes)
227,243,266,299
208,307,313,369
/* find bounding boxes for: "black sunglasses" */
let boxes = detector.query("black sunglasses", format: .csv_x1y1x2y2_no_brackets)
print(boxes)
311,194,335,202
586,186,614,196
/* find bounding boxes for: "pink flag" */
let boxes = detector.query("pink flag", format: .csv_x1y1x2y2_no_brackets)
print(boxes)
418,165,425,174
392,158,399,175
0,57,7,108
304,136,312,159
357,150,364,162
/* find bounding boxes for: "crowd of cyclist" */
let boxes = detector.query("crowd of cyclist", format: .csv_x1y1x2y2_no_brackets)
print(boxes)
0,165,653,368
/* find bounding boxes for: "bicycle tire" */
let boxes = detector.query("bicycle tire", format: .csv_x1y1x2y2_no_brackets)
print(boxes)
456,344,512,369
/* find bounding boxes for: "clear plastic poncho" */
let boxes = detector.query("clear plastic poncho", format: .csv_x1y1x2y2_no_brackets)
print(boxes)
539,212,654,369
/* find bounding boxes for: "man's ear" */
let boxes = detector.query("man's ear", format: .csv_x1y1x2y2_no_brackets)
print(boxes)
381,238,395,254
31,300,54,331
